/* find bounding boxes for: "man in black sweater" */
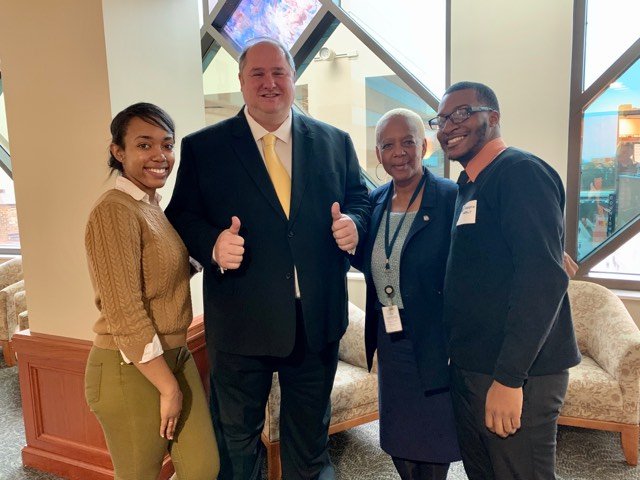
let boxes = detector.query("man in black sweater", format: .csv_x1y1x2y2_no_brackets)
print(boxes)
430,81,581,479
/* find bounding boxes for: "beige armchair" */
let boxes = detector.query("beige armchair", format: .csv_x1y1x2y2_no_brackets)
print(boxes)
261,302,379,480
0,257,25,366
559,280,640,465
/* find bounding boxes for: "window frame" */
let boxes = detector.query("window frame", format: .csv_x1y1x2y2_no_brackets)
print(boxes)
566,0,640,290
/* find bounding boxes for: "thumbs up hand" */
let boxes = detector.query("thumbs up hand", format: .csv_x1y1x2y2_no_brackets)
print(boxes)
331,202,358,253
213,216,245,270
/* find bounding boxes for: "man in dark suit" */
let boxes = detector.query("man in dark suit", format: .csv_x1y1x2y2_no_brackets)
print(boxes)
165,38,370,480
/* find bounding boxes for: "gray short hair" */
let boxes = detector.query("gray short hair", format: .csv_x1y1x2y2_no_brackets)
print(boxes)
238,38,296,75
375,108,426,145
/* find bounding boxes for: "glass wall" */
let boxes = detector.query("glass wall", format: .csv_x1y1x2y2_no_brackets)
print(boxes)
592,231,640,277
569,0,640,285
203,46,244,125
578,59,640,260
296,24,442,182
340,0,446,98
584,0,640,90
0,74,21,251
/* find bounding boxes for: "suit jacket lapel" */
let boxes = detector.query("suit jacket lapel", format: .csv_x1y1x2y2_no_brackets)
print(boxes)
289,112,313,224
365,183,393,278
401,167,436,257
230,110,287,220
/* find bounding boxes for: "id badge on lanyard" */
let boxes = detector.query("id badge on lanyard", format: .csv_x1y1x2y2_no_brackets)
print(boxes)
381,175,425,334
382,285,402,333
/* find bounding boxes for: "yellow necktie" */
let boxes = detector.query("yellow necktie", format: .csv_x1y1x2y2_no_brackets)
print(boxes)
262,133,291,218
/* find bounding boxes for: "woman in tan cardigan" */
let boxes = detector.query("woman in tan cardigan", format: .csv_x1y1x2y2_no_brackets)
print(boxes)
84,103,219,480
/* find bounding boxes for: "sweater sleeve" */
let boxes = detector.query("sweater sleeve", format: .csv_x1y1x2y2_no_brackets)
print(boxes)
492,159,569,387
85,200,158,363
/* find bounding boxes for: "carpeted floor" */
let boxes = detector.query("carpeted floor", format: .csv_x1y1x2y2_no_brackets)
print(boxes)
1,349,639,480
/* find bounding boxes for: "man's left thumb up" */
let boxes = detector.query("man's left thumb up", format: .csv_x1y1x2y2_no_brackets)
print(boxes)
331,202,342,221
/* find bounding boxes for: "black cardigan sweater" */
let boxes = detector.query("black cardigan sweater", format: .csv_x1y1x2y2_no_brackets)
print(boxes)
444,147,581,388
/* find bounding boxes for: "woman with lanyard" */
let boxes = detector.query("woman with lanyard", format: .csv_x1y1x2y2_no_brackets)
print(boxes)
351,108,460,480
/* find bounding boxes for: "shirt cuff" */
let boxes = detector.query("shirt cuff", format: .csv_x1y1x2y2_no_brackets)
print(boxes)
120,334,164,364
348,229,359,255
189,256,203,273
212,247,225,274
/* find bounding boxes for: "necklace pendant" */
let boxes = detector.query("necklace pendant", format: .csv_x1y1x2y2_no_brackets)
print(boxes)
385,259,390,270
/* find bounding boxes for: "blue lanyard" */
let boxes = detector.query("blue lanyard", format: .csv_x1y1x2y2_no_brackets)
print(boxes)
384,174,426,270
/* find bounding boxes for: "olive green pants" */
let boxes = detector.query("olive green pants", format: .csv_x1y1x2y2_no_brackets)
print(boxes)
85,346,219,480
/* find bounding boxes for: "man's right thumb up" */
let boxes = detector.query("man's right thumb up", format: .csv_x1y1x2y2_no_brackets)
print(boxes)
229,216,241,235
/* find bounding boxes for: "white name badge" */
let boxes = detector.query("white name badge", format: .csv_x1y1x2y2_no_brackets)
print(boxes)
382,305,403,333
456,200,477,226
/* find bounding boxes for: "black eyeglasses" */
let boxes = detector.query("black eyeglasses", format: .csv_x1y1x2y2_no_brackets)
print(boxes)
428,106,494,130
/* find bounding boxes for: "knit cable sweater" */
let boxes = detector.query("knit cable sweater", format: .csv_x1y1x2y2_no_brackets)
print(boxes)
85,189,193,363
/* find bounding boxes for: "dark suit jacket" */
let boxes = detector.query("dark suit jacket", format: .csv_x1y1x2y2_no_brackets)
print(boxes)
351,168,457,393
165,109,370,357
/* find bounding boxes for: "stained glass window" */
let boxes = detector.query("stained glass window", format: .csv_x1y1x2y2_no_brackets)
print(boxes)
222,0,322,51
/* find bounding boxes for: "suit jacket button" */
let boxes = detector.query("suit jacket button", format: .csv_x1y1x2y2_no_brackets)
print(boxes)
288,231,294,238
286,273,292,279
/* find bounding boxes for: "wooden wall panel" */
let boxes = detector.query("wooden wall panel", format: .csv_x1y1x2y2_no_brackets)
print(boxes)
13,316,208,480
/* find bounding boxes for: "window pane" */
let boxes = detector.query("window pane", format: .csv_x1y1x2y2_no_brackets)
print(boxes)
222,0,321,51
0,84,9,153
203,47,244,125
296,24,443,183
584,0,640,90
592,231,640,277
202,24,443,185
202,47,309,126
0,168,19,249
339,0,446,98
578,58,640,260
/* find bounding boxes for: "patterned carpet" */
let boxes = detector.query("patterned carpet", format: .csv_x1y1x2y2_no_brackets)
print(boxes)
1,349,639,480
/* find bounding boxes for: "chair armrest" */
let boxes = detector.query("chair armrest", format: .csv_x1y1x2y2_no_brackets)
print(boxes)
615,342,640,420
338,302,368,369
0,279,24,341
18,310,29,331
578,286,640,417
0,257,22,290
582,296,640,383
14,289,27,316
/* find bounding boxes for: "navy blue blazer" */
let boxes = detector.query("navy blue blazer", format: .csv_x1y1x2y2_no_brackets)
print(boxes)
352,167,457,393
166,109,370,357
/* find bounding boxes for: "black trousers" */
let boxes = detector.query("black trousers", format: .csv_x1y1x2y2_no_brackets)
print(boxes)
391,457,450,480
209,302,339,480
450,366,569,480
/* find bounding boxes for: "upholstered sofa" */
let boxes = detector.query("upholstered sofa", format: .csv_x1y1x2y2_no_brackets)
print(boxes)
559,280,640,465
261,302,379,480
0,257,27,366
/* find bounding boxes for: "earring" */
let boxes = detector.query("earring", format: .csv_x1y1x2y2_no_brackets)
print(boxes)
375,163,384,181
